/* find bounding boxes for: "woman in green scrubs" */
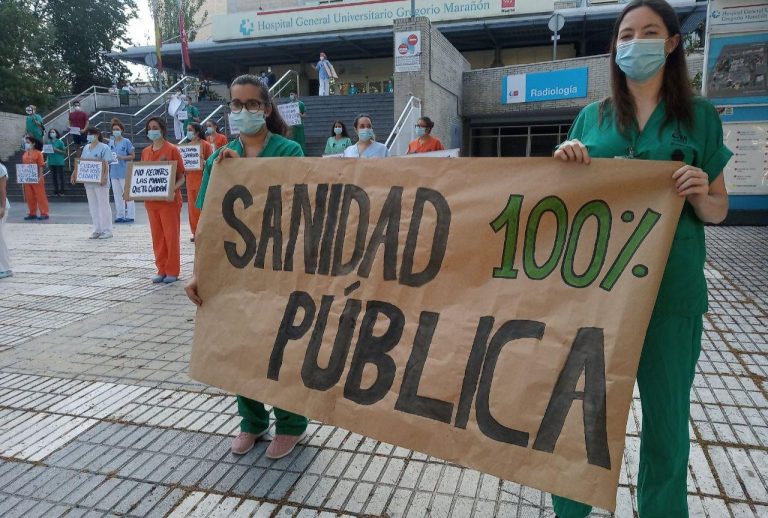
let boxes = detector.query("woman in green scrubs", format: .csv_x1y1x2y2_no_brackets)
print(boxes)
184,75,309,461
553,1,731,516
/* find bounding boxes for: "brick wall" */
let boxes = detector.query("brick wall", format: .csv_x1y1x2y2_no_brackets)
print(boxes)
0,112,26,162
393,17,470,150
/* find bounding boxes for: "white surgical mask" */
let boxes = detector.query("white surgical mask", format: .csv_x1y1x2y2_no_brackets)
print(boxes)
24,142,32,150
205,126,213,135
415,127,426,137
334,127,342,135
49,132,56,139
73,105,81,111
86,135,96,143
229,110,266,135
147,129,162,141
289,94,296,101
187,131,196,140
615,39,668,82
357,128,374,141
113,130,122,138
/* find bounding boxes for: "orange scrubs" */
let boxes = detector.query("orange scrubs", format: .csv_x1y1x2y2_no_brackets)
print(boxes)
22,149,49,216
141,141,186,277
186,139,213,237
407,136,445,154
207,132,228,151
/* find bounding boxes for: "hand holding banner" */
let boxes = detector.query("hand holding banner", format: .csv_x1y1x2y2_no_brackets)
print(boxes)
189,157,684,510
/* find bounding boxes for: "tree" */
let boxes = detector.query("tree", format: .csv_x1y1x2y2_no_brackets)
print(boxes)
0,0,67,112
45,0,137,92
154,0,208,43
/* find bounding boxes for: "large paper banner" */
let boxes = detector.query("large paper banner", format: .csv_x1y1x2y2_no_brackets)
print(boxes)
179,144,202,170
74,159,107,184
278,102,302,126
190,157,684,510
125,162,176,201
15,164,38,184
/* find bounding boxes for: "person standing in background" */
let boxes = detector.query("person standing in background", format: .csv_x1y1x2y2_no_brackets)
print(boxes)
314,52,335,96
68,101,89,147
343,114,389,158
287,90,306,154
25,106,45,142
267,67,277,88
183,122,212,242
0,161,11,279
46,129,67,196
21,135,49,220
108,119,136,223
182,95,201,134
407,117,445,154
324,120,352,155
75,127,113,239
204,120,228,151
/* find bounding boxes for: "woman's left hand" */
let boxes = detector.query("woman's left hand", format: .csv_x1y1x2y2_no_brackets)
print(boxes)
673,165,709,199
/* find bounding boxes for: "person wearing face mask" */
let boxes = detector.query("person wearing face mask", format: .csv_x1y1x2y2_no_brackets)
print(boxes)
24,106,45,142
183,122,213,242
185,74,309,461
0,160,10,279
204,120,228,151
324,120,352,155
141,117,186,283
46,129,67,196
108,119,136,223
74,128,113,239
171,90,186,141
551,1,731,517
407,117,445,154
286,90,306,154
314,52,337,96
343,114,390,158
68,102,89,146
21,135,49,220
267,67,277,88
182,96,201,135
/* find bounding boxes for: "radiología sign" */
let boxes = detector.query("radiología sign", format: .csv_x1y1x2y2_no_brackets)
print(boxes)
503,68,589,104
125,162,177,201
189,157,684,510
213,0,553,41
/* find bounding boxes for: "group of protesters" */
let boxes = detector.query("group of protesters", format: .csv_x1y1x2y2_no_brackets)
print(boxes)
0,2,735,516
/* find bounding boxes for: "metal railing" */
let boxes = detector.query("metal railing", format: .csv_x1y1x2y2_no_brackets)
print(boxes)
385,96,421,156
269,70,300,98
177,104,227,145
42,85,112,125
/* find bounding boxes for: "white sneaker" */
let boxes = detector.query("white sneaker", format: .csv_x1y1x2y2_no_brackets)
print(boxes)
98,232,113,239
89,232,100,239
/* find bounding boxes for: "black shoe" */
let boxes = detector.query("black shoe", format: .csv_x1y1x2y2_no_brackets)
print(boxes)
24,215,37,220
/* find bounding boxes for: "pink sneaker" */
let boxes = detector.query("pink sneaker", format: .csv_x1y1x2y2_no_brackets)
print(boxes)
266,432,307,460
231,431,266,455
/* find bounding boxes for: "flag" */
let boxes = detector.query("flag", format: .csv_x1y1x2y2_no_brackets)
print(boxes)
179,0,192,69
153,6,163,71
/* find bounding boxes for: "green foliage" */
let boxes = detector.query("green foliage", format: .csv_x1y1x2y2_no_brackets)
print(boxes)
153,0,208,43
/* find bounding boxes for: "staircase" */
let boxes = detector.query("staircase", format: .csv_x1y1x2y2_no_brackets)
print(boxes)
7,95,394,203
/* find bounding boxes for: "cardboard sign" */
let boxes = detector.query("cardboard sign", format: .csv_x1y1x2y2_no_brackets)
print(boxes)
15,164,38,184
179,144,202,170
69,126,81,137
74,159,107,184
42,144,54,154
125,161,177,201
278,102,302,126
189,157,684,511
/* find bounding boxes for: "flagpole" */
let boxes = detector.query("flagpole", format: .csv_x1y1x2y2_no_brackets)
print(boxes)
179,0,186,93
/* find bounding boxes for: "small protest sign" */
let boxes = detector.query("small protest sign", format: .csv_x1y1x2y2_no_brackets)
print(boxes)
177,110,188,121
42,144,54,154
15,164,39,184
74,159,107,184
278,102,302,126
179,144,202,170
69,127,81,137
125,162,176,201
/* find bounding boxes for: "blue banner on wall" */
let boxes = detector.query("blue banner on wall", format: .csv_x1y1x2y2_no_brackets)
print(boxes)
502,68,589,104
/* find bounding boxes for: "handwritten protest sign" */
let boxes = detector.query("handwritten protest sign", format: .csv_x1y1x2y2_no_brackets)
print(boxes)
15,164,39,184
179,145,202,170
177,110,188,121
189,157,684,510
42,144,54,154
74,159,106,184
69,127,81,137
125,162,176,201
278,102,302,126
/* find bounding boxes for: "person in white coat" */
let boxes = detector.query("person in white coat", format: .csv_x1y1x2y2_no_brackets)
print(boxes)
74,127,113,239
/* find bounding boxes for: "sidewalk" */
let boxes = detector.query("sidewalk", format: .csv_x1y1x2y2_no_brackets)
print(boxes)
0,214,765,517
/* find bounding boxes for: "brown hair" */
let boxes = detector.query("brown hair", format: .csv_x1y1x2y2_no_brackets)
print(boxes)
146,116,167,138
230,74,289,137
111,118,125,131
85,126,103,143
601,0,693,134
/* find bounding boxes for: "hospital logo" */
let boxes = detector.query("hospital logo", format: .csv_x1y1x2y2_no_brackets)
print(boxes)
240,19,255,36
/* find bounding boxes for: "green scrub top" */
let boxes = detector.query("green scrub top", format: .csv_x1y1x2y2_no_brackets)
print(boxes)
26,114,44,141
566,97,732,315
196,132,304,209
324,136,352,155
46,138,66,166
183,105,201,132
289,100,306,154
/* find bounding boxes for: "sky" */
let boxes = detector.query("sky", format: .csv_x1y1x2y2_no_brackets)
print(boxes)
124,1,155,81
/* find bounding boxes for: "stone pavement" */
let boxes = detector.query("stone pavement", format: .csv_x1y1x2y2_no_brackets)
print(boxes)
0,212,766,518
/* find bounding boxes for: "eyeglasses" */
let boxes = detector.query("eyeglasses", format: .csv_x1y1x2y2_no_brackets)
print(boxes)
228,99,267,113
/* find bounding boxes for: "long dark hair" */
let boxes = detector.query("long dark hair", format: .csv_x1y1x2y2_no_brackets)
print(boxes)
330,120,349,138
188,122,206,140
230,74,289,137
48,128,62,140
601,0,693,134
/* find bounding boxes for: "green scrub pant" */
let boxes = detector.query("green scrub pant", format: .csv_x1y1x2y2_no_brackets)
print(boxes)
552,312,703,518
290,125,306,155
237,395,308,436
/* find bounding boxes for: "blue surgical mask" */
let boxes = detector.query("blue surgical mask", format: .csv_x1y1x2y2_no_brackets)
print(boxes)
24,142,32,150
86,135,96,143
187,131,196,140
334,127,342,135
289,94,296,101
415,127,426,137
615,39,668,82
205,126,213,135
357,128,374,141
229,110,266,135
113,130,122,138
147,129,162,141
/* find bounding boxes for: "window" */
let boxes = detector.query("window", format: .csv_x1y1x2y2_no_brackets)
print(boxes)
470,123,572,157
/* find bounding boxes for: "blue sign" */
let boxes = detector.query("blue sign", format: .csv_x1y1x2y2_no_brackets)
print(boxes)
503,67,589,104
